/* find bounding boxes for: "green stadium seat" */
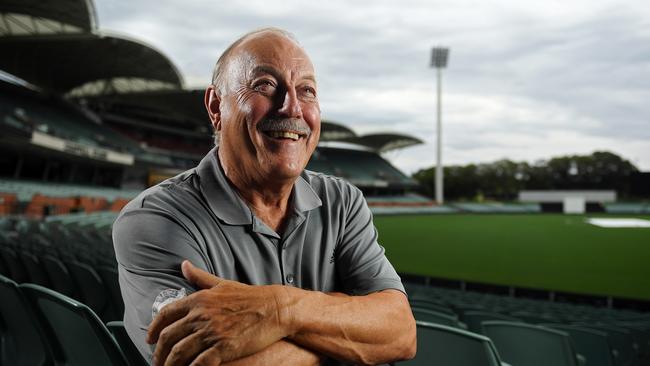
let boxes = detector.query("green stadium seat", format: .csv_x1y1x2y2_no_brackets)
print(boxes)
579,325,640,366
462,311,521,334
0,251,9,277
106,321,148,366
40,254,78,298
482,321,582,366
20,283,129,366
614,325,650,365
65,260,112,321
509,310,558,324
411,307,464,328
409,298,457,317
18,251,51,287
0,246,28,283
543,324,615,366
0,275,53,366
97,265,124,320
397,321,503,365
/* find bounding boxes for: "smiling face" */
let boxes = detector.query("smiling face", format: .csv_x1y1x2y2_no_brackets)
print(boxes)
206,31,321,187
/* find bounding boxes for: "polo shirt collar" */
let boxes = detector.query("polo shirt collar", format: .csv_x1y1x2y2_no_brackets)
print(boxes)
197,148,322,226
197,148,251,225
292,172,322,214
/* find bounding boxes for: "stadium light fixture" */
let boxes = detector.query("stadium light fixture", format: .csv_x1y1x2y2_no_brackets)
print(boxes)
431,47,449,204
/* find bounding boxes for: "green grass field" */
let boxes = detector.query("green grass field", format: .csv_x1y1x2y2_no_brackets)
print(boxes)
374,214,650,300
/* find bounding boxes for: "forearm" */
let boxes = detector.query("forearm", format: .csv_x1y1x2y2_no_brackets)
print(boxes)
281,288,416,366
223,340,322,366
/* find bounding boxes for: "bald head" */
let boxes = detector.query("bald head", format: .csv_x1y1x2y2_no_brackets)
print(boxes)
203,27,321,187
211,28,302,94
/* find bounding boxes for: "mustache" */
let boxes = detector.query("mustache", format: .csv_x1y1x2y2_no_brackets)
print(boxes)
258,118,311,137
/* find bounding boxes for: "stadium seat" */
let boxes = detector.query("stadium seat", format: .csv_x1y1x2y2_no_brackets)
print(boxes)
39,254,78,298
97,265,125,320
411,307,464,328
397,321,503,365
462,311,521,334
482,321,582,366
0,275,53,366
509,310,558,324
65,260,111,321
615,325,650,365
20,283,129,366
579,325,640,366
409,298,457,316
17,251,51,287
0,251,9,277
543,324,615,366
0,246,28,283
106,321,149,366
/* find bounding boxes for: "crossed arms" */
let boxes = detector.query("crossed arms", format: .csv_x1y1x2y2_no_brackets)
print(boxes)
147,261,416,366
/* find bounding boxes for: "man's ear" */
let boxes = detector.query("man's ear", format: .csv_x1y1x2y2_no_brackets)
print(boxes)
204,85,222,132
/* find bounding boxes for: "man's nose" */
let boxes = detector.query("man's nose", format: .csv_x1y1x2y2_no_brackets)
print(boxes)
277,89,302,118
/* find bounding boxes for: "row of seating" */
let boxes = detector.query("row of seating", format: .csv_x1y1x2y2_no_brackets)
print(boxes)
1,91,141,154
404,283,650,366
5,272,647,366
0,216,123,322
0,178,141,202
0,274,145,366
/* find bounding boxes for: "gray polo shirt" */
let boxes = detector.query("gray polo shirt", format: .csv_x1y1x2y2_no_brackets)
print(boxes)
112,148,404,364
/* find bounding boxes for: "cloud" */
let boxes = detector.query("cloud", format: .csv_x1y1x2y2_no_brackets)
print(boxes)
94,0,650,171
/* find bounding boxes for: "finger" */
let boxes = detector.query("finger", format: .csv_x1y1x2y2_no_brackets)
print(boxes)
163,331,211,366
147,297,191,344
190,347,222,366
151,315,195,366
182,260,223,289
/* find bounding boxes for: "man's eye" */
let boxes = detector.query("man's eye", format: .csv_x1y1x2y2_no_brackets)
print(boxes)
302,86,317,98
254,81,276,93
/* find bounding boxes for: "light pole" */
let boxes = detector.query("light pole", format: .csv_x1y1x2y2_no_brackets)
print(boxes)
431,47,449,204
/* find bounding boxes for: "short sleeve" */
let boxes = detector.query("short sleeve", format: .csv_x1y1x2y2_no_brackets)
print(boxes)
335,186,405,296
112,204,212,361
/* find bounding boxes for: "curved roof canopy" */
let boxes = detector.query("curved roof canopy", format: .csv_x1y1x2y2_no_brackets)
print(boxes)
0,0,97,36
0,33,183,95
346,133,423,153
320,120,356,141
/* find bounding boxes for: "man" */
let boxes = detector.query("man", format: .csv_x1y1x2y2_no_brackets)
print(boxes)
113,28,416,366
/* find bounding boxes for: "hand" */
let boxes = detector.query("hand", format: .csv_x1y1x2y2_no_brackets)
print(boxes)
147,261,293,366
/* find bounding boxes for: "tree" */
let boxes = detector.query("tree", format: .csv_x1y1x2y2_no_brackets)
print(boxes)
412,151,639,201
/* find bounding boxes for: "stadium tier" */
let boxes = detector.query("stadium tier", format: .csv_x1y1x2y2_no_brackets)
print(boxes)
0,85,138,153
307,146,420,196
0,179,140,202
0,179,139,217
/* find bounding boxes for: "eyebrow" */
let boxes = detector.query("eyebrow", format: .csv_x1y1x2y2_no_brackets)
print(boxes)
250,65,317,84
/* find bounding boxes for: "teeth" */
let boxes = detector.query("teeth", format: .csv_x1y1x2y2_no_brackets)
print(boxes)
268,131,299,141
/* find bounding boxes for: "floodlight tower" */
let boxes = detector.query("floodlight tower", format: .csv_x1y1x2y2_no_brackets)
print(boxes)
431,47,449,204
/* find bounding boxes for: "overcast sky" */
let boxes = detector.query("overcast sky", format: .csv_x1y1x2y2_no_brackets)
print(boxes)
95,0,650,173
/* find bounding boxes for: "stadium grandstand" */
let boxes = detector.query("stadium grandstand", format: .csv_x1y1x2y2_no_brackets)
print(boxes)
1,1,649,365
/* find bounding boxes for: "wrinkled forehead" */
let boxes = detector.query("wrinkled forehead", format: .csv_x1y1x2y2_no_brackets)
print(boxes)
226,33,316,83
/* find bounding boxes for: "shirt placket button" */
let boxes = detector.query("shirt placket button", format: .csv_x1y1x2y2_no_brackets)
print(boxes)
286,274,294,284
